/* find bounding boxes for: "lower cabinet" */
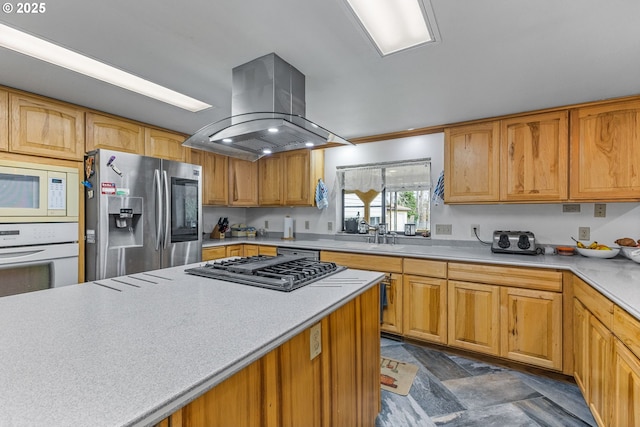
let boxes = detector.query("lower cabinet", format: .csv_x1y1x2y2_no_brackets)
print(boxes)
202,246,226,261
612,339,640,426
156,284,380,427
226,244,244,257
448,280,501,356
587,315,612,427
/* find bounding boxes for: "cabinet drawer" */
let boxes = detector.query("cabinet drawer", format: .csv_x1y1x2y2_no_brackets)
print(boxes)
448,262,562,291
403,258,447,278
613,306,640,360
320,251,402,273
202,246,226,261
258,245,278,256
573,276,613,329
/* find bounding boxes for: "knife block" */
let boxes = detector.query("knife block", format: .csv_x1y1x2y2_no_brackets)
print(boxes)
210,224,225,239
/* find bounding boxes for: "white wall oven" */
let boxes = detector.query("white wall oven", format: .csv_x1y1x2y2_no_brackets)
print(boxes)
0,160,79,222
0,223,79,297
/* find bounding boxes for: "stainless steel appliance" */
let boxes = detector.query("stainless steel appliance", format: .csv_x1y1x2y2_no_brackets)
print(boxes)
0,222,79,297
0,159,79,222
404,223,416,236
276,247,320,260
491,230,538,255
185,255,346,292
85,149,202,280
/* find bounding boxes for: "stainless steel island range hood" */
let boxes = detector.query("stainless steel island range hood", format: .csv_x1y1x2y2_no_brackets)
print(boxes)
183,53,353,161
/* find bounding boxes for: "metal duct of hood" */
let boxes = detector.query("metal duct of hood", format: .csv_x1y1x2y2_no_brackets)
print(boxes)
183,53,353,161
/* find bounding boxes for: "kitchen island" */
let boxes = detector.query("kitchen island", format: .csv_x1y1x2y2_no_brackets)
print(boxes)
0,263,384,427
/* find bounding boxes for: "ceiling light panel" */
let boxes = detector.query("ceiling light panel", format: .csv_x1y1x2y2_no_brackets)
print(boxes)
345,0,438,56
0,23,212,112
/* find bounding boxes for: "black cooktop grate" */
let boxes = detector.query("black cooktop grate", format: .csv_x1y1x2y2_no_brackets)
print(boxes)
185,255,346,292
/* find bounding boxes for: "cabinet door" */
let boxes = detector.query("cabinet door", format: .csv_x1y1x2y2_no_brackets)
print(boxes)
144,128,186,161
500,287,562,370
0,90,7,152
573,298,589,396
444,122,500,203
226,244,243,258
10,93,84,160
588,314,612,427
203,152,228,205
259,245,278,256
243,244,260,257
86,112,145,154
283,150,323,206
448,280,500,356
259,154,283,205
403,275,447,344
612,340,640,427
500,111,568,201
570,99,640,200
381,273,403,335
229,158,258,206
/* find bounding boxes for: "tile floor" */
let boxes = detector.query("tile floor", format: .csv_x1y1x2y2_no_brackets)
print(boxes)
377,337,597,427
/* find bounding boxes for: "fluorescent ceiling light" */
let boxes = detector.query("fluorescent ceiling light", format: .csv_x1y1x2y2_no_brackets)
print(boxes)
0,23,212,112
345,0,437,56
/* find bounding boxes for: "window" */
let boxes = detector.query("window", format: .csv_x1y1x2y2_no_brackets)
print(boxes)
338,159,431,234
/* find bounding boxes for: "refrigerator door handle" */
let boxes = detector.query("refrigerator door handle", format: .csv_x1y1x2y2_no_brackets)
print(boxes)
162,170,170,249
154,169,163,251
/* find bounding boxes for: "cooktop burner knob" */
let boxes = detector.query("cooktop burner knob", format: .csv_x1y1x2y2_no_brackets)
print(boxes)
518,234,531,250
498,233,511,248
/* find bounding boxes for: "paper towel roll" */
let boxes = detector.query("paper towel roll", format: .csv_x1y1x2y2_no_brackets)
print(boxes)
283,216,294,239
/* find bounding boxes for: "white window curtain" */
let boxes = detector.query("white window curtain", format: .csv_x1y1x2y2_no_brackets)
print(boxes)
340,167,384,192
384,162,431,191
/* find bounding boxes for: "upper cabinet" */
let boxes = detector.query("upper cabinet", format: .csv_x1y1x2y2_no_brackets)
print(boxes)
144,128,186,162
187,149,228,206
570,99,640,201
9,93,84,160
86,112,145,154
258,154,283,206
445,122,500,203
445,111,569,204
500,111,568,202
228,158,258,206
0,89,7,152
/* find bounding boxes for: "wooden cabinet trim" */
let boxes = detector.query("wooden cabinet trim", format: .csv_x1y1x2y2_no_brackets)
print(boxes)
573,276,614,329
320,251,403,273
613,305,640,361
0,90,8,152
403,258,447,278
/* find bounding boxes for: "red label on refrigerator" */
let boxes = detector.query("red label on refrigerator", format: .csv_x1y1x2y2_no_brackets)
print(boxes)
101,182,116,195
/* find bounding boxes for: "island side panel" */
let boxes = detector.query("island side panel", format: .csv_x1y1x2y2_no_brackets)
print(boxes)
158,284,381,427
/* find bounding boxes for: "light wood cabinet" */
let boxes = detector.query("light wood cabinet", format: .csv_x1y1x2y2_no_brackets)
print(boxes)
86,112,145,154
243,244,260,257
259,155,283,205
202,246,226,261
500,287,563,370
259,245,278,256
448,280,501,356
444,122,500,203
500,111,569,201
0,89,8,152
570,99,640,201
203,152,228,205
379,273,403,335
588,314,612,427
226,244,244,257
402,259,447,344
573,298,589,396
612,340,640,427
144,128,186,161
158,285,380,427
258,150,324,206
9,93,84,160
228,158,258,206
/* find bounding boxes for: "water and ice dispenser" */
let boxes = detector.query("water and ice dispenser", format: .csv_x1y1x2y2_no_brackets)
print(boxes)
107,196,143,248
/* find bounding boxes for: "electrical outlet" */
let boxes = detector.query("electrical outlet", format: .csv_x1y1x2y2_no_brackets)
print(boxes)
435,224,452,235
578,226,590,240
264,220,269,229
304,220,310,230
327,221,333,231
471,224,480,238
594,203,606,218
310,323,321,360
563,204,581,213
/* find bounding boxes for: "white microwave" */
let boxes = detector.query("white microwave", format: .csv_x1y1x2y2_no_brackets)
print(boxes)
0,160,79,222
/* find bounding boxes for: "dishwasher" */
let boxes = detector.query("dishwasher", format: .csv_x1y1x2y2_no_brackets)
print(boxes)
276,247,320,261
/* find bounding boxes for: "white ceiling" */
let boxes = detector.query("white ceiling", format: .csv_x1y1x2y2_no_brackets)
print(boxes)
1,0,640,140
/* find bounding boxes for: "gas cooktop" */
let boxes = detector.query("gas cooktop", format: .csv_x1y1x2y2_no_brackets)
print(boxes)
185,255,346,292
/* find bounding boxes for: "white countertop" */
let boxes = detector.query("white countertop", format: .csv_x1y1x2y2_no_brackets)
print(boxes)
0,264,383,427
205,237,640,321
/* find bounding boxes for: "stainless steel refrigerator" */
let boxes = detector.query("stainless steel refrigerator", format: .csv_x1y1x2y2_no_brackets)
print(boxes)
85,149,202,280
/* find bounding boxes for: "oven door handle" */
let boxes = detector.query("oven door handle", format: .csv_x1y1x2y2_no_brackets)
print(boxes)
0,249,45,261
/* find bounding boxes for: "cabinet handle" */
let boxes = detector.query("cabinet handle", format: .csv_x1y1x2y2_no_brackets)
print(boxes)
384,274,393,304
509,142,514,159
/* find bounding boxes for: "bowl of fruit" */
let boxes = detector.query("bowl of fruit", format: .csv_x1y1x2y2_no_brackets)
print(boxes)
615,238,640,262
574,241,621,259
